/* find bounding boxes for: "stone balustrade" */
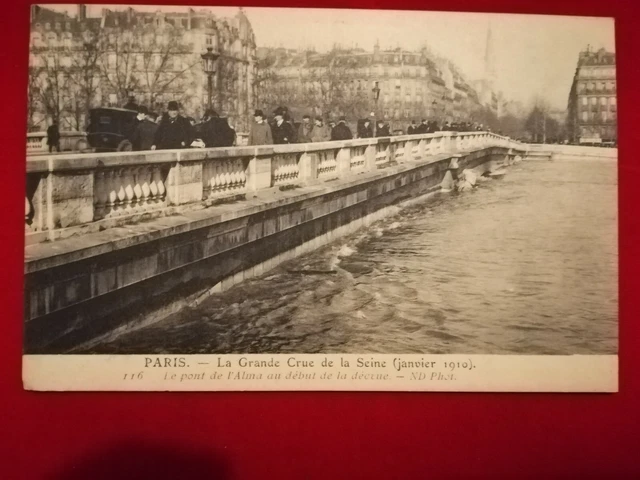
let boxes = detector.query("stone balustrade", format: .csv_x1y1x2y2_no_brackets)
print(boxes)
26,131,87,154
25,131,520,244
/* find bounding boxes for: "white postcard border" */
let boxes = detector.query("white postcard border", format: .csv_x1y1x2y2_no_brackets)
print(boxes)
23,354,618,392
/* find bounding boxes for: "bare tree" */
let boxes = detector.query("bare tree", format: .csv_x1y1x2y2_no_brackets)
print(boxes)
98,29,139,106
26,70,42,131
303,50,370,119
253,61,280,111
525,97,552,143
30,50,73,129
65,36,103,130
136,26,199,110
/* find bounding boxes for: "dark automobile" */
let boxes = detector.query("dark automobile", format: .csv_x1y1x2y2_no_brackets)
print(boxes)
86,107,138,152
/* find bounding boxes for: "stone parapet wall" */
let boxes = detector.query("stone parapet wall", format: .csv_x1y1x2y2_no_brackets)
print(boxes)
25,131,519,245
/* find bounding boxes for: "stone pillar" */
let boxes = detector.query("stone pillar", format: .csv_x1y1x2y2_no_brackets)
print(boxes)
364,143,376,172
166,156,203,206
336,146,351,176
418,138,427,159
48,170,94,230
247,147,274,191
298,151,318,183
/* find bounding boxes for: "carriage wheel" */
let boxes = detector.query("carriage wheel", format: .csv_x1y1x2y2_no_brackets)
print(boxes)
116,140,133,152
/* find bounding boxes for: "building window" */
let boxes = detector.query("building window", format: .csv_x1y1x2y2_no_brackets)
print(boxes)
589,82,595,91
577,82,585,93
590,97,597,105
600,97,607,106
581,97,588,106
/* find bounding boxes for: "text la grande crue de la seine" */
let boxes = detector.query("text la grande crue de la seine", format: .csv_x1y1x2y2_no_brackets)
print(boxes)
143,356,476,373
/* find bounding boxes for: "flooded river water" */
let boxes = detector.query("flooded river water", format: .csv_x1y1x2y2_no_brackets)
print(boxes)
91,156,617,355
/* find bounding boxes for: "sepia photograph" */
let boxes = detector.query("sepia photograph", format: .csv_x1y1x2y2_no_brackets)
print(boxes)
23,4,617,391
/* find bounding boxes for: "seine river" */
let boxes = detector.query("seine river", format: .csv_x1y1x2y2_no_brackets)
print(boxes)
92,156,618,355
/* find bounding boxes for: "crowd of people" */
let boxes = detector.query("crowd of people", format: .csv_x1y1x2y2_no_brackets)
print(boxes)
129,100,495,150
125,101,237,151
45,98,496,152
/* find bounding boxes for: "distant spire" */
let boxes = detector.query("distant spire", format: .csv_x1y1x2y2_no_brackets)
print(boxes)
484,21,497,87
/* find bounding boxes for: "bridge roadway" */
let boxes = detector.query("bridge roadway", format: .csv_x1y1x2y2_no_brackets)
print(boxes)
25,131,530,352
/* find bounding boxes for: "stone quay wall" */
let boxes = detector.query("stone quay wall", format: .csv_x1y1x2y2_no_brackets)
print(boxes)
24,131,526,353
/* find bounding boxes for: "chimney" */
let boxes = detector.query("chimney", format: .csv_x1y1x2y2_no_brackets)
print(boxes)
30,5,41,23
77,4,86,21
100,9,109,29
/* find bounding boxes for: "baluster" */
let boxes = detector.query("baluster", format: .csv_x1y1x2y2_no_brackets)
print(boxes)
151,167,165,204
25,196,31,228
132,167,143,211
230,161,238,190
221,161,228,191
103,170,115,217
139,166,151,209
239,161,246,189
94,171,107,219
122,168,135,212
211,163,218,193
113,169,126,215
149,167,159,205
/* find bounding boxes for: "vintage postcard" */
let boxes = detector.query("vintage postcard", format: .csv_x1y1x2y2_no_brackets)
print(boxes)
23,4,617,391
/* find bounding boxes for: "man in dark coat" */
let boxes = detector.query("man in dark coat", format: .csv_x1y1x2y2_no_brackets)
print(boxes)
415,119,428,134
130,106,158,151
375,121,390,137
151,101,194,150
407,120,418,135
200,109,235,148
46,121,60,152
271,107,295,144
297,115,314,143
331,116,353,141
357,119,373,138
282,106,298,143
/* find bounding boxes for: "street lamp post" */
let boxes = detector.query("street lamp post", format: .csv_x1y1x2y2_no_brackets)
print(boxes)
201,46,220,112
372,80,381,136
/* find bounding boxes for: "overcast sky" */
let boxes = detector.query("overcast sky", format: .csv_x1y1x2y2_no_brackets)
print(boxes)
47,5,616,110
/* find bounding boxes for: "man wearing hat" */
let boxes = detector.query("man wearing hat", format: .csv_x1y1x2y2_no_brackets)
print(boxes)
248,109,273,146
375,120,390,137
310,117,330,143
130,105,158,151
297,115,314,143
407,120,418,135
270,107,295,144
330,116,353,141
151,101,194,150
200,109,235,148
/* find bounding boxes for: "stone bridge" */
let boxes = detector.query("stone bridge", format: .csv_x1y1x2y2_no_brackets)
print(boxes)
25,131,529,353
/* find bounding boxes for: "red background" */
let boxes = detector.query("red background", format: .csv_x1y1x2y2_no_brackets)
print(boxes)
2,1,638,478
